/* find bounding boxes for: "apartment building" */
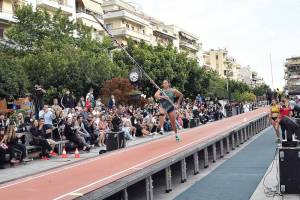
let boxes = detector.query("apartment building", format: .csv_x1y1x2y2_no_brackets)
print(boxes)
75,0,104,40
204,48,241,80
175,26,200,59
237,66,263,87
0,0,105,40
284,56,300,91
102,0,152,45
0,0,17,39
148,17,176,47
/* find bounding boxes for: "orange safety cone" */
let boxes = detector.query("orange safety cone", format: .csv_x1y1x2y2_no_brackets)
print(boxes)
61,148,68,158
74,148,80,159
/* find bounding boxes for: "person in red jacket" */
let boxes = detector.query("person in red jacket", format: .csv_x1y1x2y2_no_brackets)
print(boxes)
279,98,293,140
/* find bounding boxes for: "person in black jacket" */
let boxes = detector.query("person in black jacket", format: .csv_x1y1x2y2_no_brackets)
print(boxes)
3,122,29,163
64,117,90,151
61,90,74,110
29,119,55,159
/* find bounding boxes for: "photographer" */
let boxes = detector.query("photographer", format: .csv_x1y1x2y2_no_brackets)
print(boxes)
32,85,46,120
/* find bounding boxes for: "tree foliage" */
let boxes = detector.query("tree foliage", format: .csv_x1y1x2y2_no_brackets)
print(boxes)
100,77,134,105
0,5,269,103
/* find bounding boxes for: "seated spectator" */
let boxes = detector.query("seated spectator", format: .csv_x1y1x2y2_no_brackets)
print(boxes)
3,122,30,163
84,115,99,146
98,115,108,146
38,105,55,130
74,116,91,144
64,117,90,151
30,119,57,159
0,126,18,168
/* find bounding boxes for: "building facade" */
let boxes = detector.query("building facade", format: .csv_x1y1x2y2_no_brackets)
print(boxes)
204,48,240,80
0,0,104,40
1,0,203,61
102,0,152,45
285,56,300,92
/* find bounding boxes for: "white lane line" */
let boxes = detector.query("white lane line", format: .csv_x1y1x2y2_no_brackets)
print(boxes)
53,134,212,200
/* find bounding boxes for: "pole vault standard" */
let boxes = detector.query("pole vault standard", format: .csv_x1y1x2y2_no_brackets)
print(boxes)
91,15,176,107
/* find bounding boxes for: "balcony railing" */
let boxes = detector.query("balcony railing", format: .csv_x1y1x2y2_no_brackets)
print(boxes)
36,0,73,15
179,40,199,51
104,10,149,26
0,9,16,22
109,27,151,42
76,8,103,19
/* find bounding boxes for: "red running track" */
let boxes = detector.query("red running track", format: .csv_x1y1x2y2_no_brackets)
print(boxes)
0,108,268,200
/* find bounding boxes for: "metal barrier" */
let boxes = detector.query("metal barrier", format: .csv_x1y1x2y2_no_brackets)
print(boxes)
78,113,270,200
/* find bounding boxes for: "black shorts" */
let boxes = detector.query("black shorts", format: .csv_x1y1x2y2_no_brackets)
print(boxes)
160,100,175,114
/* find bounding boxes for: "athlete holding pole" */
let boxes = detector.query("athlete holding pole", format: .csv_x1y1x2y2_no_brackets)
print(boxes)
154,80,183,141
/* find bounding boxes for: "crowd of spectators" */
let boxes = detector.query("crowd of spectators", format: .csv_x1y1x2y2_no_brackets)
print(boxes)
0,88,250,169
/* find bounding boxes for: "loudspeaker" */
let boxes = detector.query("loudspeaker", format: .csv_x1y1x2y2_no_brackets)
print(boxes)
279,147,300,194
105,131,126,152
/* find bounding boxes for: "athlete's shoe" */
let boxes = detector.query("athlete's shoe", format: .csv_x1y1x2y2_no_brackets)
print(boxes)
175,134,181,142
159,129,164,135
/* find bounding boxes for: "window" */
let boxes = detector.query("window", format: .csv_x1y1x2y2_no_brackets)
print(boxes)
106,24,113,30
0,0,2,11
126,24,129,29
216,55,218,60
0,28,4,39
131,26,134,30
122,20,125,24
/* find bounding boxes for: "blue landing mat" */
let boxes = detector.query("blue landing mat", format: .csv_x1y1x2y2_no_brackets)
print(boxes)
175,128,276,200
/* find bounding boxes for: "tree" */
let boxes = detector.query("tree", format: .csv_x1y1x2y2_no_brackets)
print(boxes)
0,53,29,98
2,5,120,103
253,83,270,97
100,77,134,105
113,39,202,97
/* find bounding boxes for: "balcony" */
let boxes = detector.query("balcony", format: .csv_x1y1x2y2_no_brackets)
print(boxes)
76,11,103,31
104,10,149,26
0,9,17,23
109,27,151,42
36,0,74,15
179,40,199,51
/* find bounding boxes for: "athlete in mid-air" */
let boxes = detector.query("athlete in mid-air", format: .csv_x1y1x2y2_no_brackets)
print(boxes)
154,80,183,141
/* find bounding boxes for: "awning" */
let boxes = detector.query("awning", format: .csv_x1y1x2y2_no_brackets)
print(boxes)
82,0,103,14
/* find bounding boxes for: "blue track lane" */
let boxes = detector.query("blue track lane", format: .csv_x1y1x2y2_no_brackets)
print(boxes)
175,128,276,200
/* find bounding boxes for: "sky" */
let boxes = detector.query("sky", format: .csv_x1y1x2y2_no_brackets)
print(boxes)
130,0,300,90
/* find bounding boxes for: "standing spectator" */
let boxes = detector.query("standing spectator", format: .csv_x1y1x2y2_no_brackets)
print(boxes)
108,95,116,109
32,85,46,120
266,89,273,105
0,112,8,135
39,105,55,130
243,102,250,113
61,90,74,110
95,97,103,111
196,94,202,105
277,88,282,102
79,96,86,108
86,88,95,109
279,99,293,140
52,98,61,113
